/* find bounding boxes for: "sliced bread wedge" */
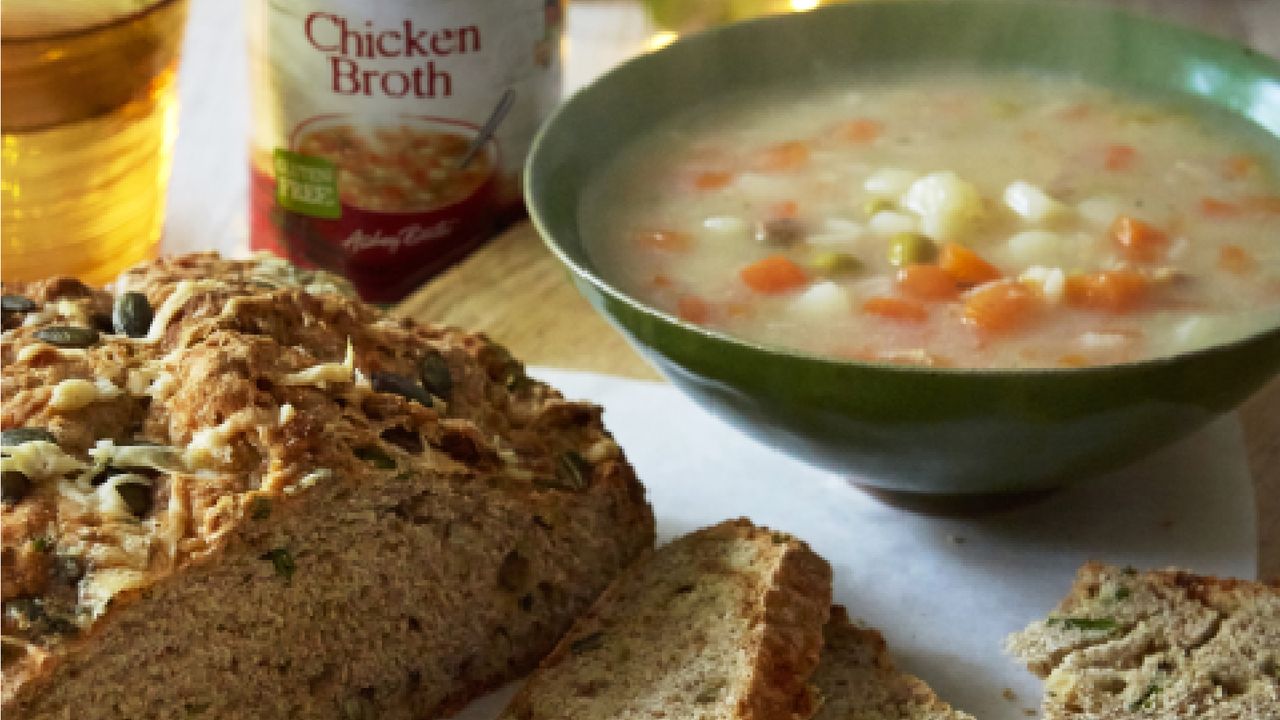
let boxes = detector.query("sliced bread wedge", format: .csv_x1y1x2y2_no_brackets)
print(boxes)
498,518,833,720
1005,562,1280,719
812,606,975,720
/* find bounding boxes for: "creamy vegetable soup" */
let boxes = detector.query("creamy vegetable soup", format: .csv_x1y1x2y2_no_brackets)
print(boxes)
581,73,1280,368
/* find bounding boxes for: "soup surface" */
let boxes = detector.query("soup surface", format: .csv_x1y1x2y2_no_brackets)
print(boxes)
297,124,491,212
582,73,1280,368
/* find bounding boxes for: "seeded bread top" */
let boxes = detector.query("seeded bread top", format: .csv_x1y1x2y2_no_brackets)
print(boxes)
812,606,975,720
1004,562,1280,718
1,252,642,679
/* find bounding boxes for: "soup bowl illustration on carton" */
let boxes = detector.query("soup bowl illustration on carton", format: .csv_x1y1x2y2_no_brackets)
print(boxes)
250,114,499,303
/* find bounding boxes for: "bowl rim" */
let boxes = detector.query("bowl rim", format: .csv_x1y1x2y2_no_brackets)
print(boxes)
525,0,1280,380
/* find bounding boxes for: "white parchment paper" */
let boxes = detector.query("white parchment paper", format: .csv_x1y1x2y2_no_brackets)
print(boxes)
456,367,1257,719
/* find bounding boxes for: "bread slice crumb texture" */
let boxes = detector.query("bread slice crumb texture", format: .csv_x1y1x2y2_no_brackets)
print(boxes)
1005,562,1280,719
499,519,832,720
812,606,975,720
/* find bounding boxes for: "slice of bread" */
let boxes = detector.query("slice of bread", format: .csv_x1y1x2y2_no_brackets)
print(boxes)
498,518,833,720
812,606,975,720
1005,562,1280,719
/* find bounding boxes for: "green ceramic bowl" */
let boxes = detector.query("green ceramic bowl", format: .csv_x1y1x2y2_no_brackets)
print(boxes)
526,0,1280,495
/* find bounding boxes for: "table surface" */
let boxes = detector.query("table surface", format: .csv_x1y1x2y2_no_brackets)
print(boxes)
168,0,1280,580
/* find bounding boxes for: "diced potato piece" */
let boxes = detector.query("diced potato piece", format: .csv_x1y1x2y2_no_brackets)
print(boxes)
869,210,921,236
863,168,919,199
1077,196,1124,227
790,281,850,317
901,171,984,240
702,216,747,234
1006,229,1066,267
808,217,866,246
1018,266,1066,304
1003,180,1067,222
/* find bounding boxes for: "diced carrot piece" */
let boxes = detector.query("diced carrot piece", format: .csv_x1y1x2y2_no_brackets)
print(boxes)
1064,270,1149,313
1104,144,1137,171
693,171,734,190
962,281,1041,334
635,229,692,253
650,273,673,288
896,264,959,301
1110,215,1168,263
725,301,752,318
1222,154,1259,180
938,243,1002,286
739,255,809,294
768,200,799,219
1219,244,1256,275
677,294,712,323
834,118,884,144
862,296,928,323
757,141,810,172
1200,197,1242,218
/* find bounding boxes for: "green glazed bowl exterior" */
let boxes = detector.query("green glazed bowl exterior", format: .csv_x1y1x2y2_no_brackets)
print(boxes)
526,0,1280,494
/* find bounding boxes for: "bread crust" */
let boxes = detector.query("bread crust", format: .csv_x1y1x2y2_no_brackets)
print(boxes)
1,253,655,717
733,520,832,720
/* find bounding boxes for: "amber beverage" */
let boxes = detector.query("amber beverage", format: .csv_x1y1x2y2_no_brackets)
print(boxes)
1,0,190,285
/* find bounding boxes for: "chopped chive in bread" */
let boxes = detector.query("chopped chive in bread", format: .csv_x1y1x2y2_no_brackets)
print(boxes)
0,253,655,719
812,606,975,720
1005,562,1280,719
498,519,833,720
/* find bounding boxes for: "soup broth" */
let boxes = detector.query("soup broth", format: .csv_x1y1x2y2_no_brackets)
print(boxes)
582,73,1280,368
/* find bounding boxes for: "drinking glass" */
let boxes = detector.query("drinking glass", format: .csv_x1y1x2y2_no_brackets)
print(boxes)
1,0,190,285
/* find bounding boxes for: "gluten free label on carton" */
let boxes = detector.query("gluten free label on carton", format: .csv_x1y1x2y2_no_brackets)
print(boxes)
274,149,340,219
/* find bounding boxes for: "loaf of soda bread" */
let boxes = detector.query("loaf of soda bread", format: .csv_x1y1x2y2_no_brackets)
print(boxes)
498,519,833,720
0,253,655,719
1005,562,1280,719
812,606,975,720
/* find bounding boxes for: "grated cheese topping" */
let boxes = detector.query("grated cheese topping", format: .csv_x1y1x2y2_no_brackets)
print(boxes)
282,339,355,387
48,377,124,412
144,279,225,343
16,344,87,363
1,440,87,479
184,409,260,471
79,568,150,618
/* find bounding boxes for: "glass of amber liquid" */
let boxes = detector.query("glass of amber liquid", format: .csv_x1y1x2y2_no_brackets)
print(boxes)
1,0,190,285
